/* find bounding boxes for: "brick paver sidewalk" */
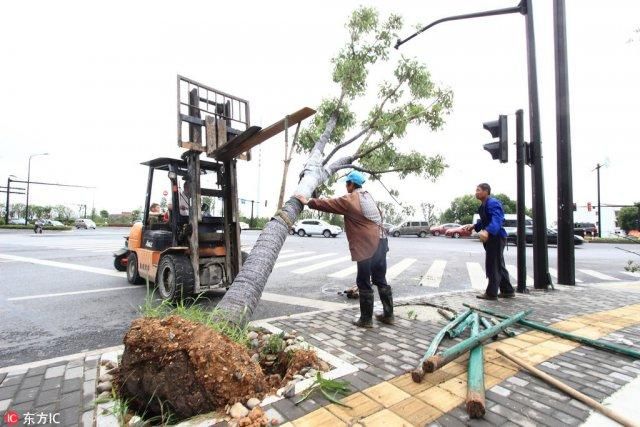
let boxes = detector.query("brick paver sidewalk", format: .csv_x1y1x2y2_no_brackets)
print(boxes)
1,281,640,426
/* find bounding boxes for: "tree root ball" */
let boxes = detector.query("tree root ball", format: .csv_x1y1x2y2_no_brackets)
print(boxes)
115,316,268,420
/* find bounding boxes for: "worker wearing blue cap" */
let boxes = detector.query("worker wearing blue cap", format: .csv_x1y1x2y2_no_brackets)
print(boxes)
296,170,393,328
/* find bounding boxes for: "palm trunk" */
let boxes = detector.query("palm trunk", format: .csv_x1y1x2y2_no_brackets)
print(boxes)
277,159,292,209
217,116,345,327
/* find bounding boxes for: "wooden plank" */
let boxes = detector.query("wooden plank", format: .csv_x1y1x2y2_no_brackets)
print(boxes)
212,107,315,161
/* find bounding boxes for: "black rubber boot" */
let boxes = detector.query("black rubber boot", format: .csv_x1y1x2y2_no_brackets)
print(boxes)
375,286,395,325
353,290,374,328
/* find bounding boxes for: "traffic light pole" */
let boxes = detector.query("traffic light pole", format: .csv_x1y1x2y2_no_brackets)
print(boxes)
595,163,602,238
515,110,527,293
524,0,552,290
4,178,10,224
554,0,575,285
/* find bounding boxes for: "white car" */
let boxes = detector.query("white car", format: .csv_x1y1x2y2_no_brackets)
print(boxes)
75,218,97,229
293,219,342,238
239,222,250,230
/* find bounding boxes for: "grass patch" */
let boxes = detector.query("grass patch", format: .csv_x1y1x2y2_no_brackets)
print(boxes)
295,372,352,408
0,225,72,231
139,284,249,347
585,236,640,244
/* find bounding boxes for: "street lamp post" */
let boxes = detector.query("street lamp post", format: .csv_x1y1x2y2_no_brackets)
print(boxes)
594,163,603,238
25,153,49,225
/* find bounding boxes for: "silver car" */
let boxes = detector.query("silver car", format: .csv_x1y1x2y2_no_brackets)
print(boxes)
390,221,430,238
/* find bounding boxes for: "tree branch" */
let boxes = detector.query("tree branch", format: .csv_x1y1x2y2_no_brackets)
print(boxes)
334,164,421,175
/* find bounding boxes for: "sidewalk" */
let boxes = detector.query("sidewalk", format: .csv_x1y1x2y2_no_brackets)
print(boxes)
2,281,640,426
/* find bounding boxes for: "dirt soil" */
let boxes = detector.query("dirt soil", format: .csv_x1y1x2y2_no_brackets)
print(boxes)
115,316,268,419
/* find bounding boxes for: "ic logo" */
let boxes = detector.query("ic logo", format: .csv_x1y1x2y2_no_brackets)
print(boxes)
3,410,19,425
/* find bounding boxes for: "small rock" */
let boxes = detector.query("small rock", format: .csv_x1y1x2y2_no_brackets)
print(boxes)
295,336,305,342
283,382,296,398
128,415,142,426
106,368,117,375
283,333,294,340
168,331,175,341
284,345,298,353
251,339,260,348
293,374,304,381
247,331,259,340
265,354,277,362
286,339,295,346
233,371,244,381
318,361,330,371
246,397,261,410
98,374,113,383
305,369,318,378
263,361,274,367
97,391,111,400
97,381,112,393
276,388,284,397
229,402,249,419
299,367,310,375
250,353,260,364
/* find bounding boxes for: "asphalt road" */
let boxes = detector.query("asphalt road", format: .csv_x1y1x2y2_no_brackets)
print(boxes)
0,227,638,367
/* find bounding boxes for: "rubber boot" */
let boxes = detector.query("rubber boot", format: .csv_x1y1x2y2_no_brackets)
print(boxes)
353,290,374,328
375,286,395,325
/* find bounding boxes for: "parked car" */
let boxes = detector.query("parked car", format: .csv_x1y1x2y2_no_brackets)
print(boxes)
574,222,597,237
507,227,584,246
472,214,533,236
8,218,26,225
389,221,430,238
445,225,474,238
75,218,97,229
293,219,342,238
239,222,250,230
430,223,460,236
43,219,64,227
382,223,395,234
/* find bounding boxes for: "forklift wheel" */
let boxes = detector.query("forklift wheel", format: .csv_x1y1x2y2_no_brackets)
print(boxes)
126,252,144,285
113,255,127,272
156,254,195,301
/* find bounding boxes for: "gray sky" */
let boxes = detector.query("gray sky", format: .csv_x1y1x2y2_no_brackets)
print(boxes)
1,1,638,223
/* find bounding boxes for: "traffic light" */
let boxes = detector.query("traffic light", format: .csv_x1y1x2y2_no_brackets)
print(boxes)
482,115,508,163
587,202,592,212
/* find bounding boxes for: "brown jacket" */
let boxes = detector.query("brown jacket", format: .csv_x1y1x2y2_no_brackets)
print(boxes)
308,192,381,262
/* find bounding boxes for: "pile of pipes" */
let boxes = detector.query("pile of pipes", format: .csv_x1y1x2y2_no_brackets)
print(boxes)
412,304,640,427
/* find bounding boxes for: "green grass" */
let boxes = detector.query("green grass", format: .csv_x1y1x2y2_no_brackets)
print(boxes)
139,284,249,347
262,332,285,355
0,225,72,230
295,372,352,408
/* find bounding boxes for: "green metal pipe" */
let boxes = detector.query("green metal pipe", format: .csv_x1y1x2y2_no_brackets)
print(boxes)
489,316,516,337
447,313,476,338
466,313,485,418
423,310,531,373
411,309,472,383
479,316,499,341
463,303,640,359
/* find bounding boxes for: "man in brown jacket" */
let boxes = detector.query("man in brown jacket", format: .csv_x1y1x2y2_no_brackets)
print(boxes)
296,171,392,328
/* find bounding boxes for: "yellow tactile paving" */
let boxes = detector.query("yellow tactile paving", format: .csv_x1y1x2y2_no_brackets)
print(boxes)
362,381,411,408
325,391,382,421
389,397,443,425
285,303,640,426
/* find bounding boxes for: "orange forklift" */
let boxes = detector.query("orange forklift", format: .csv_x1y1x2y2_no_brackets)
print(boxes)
113,76,314,301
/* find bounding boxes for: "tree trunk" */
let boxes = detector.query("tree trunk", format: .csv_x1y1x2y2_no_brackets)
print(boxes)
277,158,292,209
216,117,347,326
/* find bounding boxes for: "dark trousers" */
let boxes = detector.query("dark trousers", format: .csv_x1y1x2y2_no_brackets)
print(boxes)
483,236,514,297
356,239,389,293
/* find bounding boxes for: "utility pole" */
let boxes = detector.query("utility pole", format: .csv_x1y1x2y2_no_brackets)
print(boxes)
25,153,49,224
515,110,527,293
554,0,575,285
594,163,603,238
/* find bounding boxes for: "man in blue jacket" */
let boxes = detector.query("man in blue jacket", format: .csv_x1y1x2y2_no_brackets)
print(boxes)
464,183,515,300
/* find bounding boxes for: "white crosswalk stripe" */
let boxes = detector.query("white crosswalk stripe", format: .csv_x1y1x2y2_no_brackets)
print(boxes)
466,262,486,290
505,265,534,287
419,260,447,287
292,256,351,274
621,271,640,279
387,258,417,280
548,267,583,283
274,253,335,268
277,251,315,260
328,264,357,279
578,269,620,281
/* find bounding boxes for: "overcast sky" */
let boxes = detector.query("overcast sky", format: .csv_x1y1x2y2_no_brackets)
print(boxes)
1,1,638,223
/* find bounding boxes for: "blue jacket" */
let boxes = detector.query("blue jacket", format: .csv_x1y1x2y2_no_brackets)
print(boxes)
473,197,507,238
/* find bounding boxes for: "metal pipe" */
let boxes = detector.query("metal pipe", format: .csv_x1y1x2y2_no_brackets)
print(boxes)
423,310,530,373
447,313,476,339
466,313,485,418
463,303,640,359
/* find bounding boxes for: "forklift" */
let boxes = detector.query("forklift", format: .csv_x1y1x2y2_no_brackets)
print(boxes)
113,76,314,301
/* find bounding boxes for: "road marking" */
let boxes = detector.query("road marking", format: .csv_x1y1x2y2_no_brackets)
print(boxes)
621,271,640,279
578,269,620,281
261,292,345,310
292,256,351,274
328,265,357,279
277,251,315,260
0,253,126,278
466,262,486,290
548,267,583,283
387,258,417,280
7,286,138,301
274,253,335,268
419,260,447,287
505,264,534,287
